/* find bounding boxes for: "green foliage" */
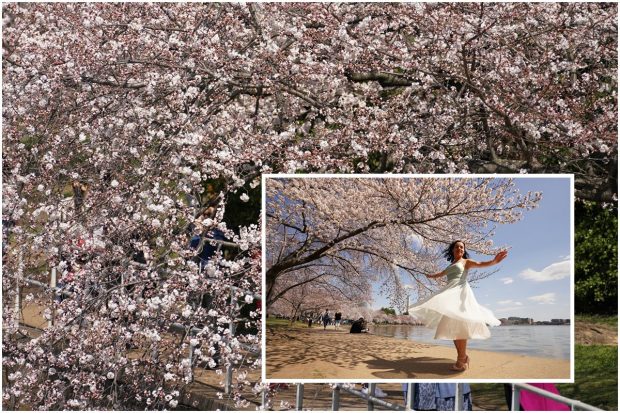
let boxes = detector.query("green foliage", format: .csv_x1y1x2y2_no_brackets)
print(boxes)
557,345,618,410
380,307,396,316
365,151,395,172
194,176,261,234
379,87,406,99
19,134,43,150
266,316,309,329
575,314,618,327
222,180,261,233
574,201,618,315
471,345,618,410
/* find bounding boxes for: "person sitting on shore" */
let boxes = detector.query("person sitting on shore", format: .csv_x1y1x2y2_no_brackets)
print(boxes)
350,317,368,334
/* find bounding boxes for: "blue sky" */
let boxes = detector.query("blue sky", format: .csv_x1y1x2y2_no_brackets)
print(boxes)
372,177,572,322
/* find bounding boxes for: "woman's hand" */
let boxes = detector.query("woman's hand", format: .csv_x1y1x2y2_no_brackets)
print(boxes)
493,250,508,264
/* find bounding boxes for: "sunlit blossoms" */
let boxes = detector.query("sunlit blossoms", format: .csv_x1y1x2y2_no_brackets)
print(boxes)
266,177,541,310
2,2,616,410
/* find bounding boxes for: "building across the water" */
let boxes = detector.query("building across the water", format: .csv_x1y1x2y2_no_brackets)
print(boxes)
499,317,570,326
499,317,534,325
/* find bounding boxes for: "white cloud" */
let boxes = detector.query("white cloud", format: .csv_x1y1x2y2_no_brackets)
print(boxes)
500,277,514,285
497,299,522,306
528,292,556,304
520,259,570,282
495,306,527,314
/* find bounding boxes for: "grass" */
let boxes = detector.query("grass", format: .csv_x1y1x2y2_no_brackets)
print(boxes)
575,314,618,327
471,344,618,411
469,383,510,411
266,316,310,329
556,344,618,410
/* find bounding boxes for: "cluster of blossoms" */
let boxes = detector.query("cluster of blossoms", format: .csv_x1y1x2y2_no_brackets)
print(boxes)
2,2,616,409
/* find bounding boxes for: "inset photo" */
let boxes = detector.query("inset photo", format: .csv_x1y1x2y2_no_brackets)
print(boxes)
262,174,573,382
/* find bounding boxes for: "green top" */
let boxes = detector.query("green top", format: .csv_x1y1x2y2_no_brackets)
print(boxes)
445,261,467,282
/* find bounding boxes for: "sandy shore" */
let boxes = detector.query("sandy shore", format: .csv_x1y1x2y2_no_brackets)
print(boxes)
266,325,570,380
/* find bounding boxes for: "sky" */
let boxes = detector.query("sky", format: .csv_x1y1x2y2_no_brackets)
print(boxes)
371,177,573,322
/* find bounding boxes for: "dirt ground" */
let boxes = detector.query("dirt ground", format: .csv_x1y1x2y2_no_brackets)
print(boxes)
574,320,617,345
266,325,570,380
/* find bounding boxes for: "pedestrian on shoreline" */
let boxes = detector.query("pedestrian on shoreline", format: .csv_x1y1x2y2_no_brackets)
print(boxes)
321,309,330,330
334,311,342,329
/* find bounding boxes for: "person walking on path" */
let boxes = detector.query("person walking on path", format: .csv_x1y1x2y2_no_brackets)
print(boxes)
334,312,342,329
321,309,330,330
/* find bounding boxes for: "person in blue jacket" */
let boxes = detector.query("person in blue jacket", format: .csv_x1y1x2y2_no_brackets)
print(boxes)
402,383,472,410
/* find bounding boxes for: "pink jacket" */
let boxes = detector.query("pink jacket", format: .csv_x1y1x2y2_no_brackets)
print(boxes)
521,384,569,411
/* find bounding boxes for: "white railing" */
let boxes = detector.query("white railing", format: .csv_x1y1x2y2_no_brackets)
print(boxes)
291,383,461,411
281,383,603,411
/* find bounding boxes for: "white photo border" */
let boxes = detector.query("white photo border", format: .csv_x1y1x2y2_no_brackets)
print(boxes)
261,173,575,384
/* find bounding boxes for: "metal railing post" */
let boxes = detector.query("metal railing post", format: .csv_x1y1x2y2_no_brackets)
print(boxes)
13,252,23,330
49,267,57,328
455,383,463,411
332,385,341,411
187,340,195,382
296,384,304,410
511,384,520,411
406,383,415,410
368,383,376,411
225,286,237,395
13,283,20,330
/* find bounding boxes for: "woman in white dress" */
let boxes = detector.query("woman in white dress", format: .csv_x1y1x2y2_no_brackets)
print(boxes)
408,240,507,371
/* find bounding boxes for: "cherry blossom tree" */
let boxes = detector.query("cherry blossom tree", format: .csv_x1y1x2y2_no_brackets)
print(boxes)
266,177,541,307
267,266,370,324
267,268,372,321
2,2,615,409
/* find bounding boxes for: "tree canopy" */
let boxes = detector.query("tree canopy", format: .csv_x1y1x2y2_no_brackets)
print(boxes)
265,177,541,308
574,201,618,315
2,2,616,409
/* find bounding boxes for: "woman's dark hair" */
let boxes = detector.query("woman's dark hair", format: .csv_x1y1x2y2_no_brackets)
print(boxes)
443,240,470,262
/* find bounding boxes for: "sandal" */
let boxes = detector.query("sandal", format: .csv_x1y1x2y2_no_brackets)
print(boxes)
450,355,470,371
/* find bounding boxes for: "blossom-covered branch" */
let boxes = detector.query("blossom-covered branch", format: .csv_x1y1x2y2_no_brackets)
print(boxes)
265,177,541,306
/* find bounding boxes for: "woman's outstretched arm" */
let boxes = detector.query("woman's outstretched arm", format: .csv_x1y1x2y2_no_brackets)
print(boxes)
426,269,447,279
465,250,508,269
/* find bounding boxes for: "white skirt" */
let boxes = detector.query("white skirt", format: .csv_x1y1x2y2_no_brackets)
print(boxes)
408,281,501,340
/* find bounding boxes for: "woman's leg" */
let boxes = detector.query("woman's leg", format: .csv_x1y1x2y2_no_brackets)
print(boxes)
453,339,468,363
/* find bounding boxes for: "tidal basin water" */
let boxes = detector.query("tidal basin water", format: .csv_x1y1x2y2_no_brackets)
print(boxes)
369,324,571,360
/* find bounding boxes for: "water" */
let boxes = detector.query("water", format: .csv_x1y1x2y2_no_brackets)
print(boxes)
369,324,570,360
